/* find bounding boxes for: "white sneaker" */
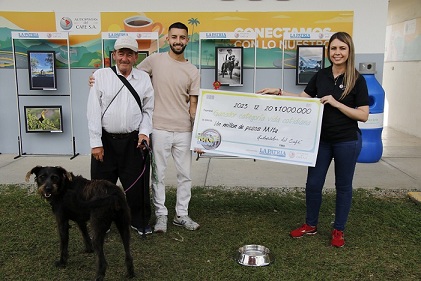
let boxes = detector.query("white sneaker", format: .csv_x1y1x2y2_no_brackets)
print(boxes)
154,215,168,233
173,215,200,231
131,225,153,236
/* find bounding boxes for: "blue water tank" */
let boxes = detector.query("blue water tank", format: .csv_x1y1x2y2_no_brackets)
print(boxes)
357,62,385,163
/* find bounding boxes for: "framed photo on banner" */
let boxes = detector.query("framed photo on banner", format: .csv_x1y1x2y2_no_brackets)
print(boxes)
215,47,243,87
24,106,63,133
27,51,57,90
296,45,325,85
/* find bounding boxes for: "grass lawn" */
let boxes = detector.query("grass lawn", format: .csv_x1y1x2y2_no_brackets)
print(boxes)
0,185,420,281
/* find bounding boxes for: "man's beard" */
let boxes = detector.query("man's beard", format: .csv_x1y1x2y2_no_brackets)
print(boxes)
170,44,186,55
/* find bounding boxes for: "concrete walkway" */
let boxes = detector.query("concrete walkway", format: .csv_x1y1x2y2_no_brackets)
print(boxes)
1,127,420,196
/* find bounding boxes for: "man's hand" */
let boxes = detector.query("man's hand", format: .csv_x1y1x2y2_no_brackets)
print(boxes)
194,148,204,155
256,88,279,95
137,134,150,150
91,147,104,162
88,74,95,87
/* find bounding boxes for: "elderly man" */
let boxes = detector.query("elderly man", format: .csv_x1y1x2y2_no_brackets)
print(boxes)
87,36,154,236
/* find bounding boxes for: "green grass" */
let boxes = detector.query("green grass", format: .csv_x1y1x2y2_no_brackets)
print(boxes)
1,185,420,281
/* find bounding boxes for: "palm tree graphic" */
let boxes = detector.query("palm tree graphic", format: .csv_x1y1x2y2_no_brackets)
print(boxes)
187,18,200,64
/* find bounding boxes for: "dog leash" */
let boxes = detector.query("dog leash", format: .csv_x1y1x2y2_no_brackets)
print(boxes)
123,154,147,194
123,140,156,194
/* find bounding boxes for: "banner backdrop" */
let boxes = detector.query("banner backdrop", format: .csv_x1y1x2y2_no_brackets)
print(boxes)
191,89,324,167
0,11,353,68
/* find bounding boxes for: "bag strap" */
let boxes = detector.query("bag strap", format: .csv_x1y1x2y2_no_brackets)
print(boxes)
101,84,124,120
111,66,142,112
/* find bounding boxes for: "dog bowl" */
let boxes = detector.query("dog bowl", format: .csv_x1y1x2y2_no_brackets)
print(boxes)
235,245,274,267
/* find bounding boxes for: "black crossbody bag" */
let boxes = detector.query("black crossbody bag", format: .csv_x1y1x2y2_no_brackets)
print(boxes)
111,66,143,112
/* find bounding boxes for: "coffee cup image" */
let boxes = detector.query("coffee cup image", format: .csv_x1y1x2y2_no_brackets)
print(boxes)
123,16,163,49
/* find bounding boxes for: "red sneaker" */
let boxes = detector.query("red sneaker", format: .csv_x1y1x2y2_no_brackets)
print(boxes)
331,229,345,247
290,223,317,238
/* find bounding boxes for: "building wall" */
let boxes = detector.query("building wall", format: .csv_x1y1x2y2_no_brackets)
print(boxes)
0,0,389,154
383,0,421,137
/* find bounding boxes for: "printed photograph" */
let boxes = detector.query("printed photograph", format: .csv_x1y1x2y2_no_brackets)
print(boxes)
296,45,325,85
24,106,63,133
215,47,243,86
27,51,57,90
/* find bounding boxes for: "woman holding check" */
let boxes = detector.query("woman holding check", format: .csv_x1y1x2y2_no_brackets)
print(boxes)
257,32,369,247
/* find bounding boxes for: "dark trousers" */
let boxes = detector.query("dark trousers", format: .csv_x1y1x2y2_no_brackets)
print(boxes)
305,132,362,231
91,130,151,229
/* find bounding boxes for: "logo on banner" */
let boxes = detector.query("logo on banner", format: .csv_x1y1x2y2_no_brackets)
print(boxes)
108,33,129,38
60,17,73,30
56,12,100,35
18,32,39,38
205,32,227,39
290,33,311,38
259,148,286,158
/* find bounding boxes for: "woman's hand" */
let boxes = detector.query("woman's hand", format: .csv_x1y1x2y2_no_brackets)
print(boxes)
320,95,341,108
320,95,339,106
321,95,369,122
256,88,280,95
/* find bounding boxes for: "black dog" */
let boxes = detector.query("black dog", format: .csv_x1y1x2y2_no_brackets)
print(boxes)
25,166,135,281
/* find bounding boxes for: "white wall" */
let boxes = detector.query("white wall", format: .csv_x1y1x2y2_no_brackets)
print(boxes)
383,0,421,137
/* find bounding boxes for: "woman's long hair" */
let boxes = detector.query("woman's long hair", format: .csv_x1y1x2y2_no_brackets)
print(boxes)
327,32,359,100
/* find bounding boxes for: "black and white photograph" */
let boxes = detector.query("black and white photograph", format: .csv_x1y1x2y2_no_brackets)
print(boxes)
215,46,243,86
296,45,325,85
24,106,63,133
27,51,57,90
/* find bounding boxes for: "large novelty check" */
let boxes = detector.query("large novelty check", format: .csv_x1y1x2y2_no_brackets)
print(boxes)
191,89,324,167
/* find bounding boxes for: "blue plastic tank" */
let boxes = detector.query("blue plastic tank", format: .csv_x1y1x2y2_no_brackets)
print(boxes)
357,63,385,163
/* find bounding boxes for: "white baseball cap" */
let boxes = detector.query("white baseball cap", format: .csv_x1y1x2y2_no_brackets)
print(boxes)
114,36,138,52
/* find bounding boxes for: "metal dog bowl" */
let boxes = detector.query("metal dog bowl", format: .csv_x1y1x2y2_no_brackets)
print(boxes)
235,245,274,267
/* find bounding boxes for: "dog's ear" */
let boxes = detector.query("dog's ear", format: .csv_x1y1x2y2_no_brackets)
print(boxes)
66,172,73,181
25,166,43,182
55,166,73,181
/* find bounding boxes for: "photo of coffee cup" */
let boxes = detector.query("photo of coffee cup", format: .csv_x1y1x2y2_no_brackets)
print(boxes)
124,15,163,49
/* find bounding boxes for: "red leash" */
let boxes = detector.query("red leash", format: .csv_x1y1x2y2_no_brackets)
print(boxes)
124,141,152,194
123,155,147,194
